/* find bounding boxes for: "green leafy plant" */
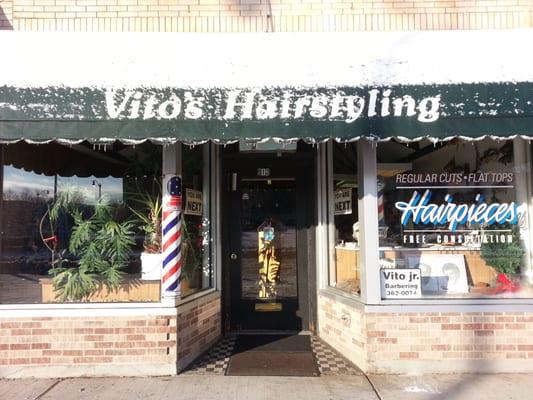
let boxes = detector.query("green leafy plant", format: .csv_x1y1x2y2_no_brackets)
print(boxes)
129,191,162,253
49,189,135,301
480,224,523,276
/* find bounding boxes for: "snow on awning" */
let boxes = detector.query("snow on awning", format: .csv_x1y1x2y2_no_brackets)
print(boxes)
1,30,533,144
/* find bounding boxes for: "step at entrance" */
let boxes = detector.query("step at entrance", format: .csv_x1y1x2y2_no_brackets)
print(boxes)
183,334,361,376
226,335,319,377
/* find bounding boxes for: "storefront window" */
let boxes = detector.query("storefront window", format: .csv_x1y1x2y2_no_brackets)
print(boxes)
328,142,360,296
0,141,162,304
181,144,212,297
377,139,533,299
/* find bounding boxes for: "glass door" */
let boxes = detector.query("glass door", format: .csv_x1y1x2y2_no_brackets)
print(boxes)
228,172,303,331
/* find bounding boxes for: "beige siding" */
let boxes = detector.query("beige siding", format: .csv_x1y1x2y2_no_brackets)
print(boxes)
1,0,532,31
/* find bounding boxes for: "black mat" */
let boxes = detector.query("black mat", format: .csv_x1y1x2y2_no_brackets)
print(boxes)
226,335,320,377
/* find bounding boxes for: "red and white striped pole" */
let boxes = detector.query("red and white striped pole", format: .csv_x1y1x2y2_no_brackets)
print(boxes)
162,176,182,298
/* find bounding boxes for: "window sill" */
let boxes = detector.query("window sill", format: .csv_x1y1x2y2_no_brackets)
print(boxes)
0,289,220,317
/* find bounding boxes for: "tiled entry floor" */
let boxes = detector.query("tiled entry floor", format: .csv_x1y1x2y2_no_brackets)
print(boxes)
183,335,361,376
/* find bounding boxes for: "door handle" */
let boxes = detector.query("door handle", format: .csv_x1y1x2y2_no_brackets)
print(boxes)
230,253,238,261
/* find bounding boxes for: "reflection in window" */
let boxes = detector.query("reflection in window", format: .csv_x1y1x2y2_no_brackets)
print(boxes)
181,144,212,297
0,142,162,304
329,141,360,296
377,139,533,299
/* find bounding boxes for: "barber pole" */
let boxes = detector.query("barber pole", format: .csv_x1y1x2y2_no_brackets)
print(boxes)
377,177,385,226
162,176,182,297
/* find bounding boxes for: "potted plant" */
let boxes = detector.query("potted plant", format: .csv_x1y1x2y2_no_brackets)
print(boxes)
47,189,135,302
480,223,523,294
129,192,162,280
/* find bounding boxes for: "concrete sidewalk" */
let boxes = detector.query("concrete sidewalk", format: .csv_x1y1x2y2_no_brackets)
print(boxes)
1,374,532,400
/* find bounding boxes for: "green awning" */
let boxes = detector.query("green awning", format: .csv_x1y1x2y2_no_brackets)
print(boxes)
0,83,532,144
1,31,532,144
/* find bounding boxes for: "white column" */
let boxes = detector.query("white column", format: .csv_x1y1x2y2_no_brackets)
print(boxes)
357,139,381,304
161,143,182,305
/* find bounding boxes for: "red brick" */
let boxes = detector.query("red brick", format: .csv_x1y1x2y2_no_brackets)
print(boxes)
94,328,114,334
126,349,147,355
32,328,52,335
367,330,387,337
30,357,51,364
63,350,83,356
431,344,451,351
441,324,461,330
463,323,482,330
112,327,134,334
85,335,104,341
10,343,30,350
115,342,135,348
409,317,429,323
31,343,51,350
126,335,146,341
377,337,397,344
127,320,147,327
505,323,526,330
43,350,62,356
84,349,105,356
483,323,504,330
21,322,42,328
496,344,516,351
495,316,515,322
0,322,21,329
74,328,94,334
104,349,125,355
94,342,114,348
399,352,419,359
430,317,450,323
474,330,494,336
148,319,170,326
11,329,32,335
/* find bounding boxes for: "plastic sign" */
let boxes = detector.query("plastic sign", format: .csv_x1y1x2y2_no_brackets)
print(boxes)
184,188,202,216
395,190,519,232
381,268,422,299
334,188,352,215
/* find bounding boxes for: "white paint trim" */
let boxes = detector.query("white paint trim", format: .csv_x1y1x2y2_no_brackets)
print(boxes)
358,140,381,304
365,300,533,312
0,302,168,311
0,307,177,318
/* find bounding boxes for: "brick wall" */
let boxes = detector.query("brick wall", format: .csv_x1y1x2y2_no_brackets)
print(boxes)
318,291,533,373
318,293,369,370
0,293,222,377
2,0,531,31
176,292,221,372
0,312,177,378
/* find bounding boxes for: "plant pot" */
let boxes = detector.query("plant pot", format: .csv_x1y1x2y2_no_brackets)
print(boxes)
141,252,162,280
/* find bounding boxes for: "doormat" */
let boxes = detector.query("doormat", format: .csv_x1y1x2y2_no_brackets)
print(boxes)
225,334,320,377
